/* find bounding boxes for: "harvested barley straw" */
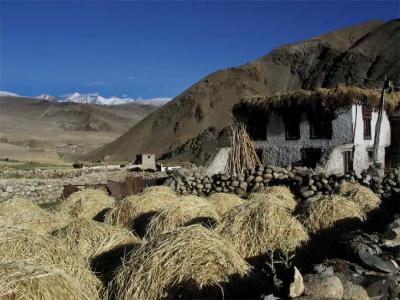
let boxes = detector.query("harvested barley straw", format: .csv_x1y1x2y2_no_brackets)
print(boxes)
145,196,219,239
0,260,94,300
58,189,115,220
248,185,297,211
215,198,308,259
111,225,251,300
0,226,101,298
339,182,381,213
207,193,244,216
0,197,69,234
300,195,366,234
53,218,140,259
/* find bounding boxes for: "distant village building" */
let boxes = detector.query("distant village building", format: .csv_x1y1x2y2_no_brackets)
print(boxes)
233,86,399,175
133,154,156,170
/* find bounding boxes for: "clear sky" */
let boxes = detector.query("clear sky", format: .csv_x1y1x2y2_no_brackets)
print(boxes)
0,1,398,99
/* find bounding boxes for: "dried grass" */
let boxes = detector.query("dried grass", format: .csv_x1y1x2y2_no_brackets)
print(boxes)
58,189,115,220
142,185,176,197
0,197,69,234
215,198,308,259
111,225,251,300
339,181,381,213
0,226,102,297
52,218,140,259
300,195,366,234
145,196,220,239
207,193,244,216
248,186,297,211
0,260,94,300
236,85,400,114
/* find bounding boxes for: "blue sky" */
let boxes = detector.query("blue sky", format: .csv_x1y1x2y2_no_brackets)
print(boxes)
0,1,398,99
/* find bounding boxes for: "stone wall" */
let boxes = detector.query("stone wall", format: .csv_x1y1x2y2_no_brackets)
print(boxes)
0,168,167,203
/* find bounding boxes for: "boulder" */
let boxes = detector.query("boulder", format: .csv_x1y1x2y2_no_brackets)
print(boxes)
303,274,343,299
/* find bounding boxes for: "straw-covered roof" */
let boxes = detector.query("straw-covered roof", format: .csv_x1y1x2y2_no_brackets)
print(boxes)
234,85,400,115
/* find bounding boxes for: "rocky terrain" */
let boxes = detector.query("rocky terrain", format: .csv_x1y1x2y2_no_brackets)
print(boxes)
87,19,400,162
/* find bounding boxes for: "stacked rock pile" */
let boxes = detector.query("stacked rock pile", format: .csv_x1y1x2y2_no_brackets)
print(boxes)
166,165,400,200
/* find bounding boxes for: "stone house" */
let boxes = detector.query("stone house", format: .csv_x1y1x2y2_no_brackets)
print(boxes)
233,86,399,175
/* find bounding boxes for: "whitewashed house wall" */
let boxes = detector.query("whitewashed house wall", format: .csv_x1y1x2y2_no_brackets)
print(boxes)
253,104,391,175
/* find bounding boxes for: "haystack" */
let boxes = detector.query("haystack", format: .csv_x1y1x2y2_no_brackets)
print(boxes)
248,185,297,211
105,192,177,236
207,193,244,216
111,225,251,300
339,181,381,213
58,188,115,220
0,260,94,300
142,185,176,198
300,195,366,234
0,196,68,234
0,226,101,297
145,196,220,239
215,198,308,259
53,218,140,259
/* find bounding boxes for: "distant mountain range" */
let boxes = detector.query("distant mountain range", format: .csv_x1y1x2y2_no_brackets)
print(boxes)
0,91,171,107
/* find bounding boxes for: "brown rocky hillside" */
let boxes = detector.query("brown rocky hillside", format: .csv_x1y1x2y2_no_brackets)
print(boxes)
87,19,399,162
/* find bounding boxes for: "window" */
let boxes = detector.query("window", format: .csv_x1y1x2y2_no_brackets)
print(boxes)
301,148,322,168
247,111,268,140
362,106,372,140
343,150,353,173
309,118,332,139
284,116,300,140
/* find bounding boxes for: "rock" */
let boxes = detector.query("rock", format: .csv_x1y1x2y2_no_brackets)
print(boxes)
301,190,315,198
288,267,304,298
312,264,334,276
246,175,255,183
358,252,398,273
255,176,263,183
5,186,13,193
303,274,343,299
0,192,9,198
239,182,248,191
341,279,369,300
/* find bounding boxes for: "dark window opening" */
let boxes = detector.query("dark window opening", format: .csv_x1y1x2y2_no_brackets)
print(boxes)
309,113,333,139
247,111,268,140
368,149,374,161
301,148,322,168
364,119,372,139
343,151,353,173
285,117,300,140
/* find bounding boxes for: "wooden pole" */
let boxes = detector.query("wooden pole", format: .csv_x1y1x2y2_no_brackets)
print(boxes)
372,77,389,166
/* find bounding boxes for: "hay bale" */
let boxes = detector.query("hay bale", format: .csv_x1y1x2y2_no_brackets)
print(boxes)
215,198,308,259
0,260,94,300
0,226,101,297
59,189,115,220
111,225,251,300
300,195,366,234
145,196,220,239
0,197,68,234
104,192,177,236
207,193,244,216
53,218,140,259
248,186,297,211
339,182,381,213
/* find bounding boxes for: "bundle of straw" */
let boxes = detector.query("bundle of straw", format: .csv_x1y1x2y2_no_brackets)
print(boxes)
226,122,261,175
248,186,298,211
111,225,251,300
338,182,381,213
0,260,94,300
207,193,244,216
145,196,219,239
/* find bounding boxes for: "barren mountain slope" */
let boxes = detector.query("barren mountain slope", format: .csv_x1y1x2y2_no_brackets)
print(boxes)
87,19,399,162
0,96,157,162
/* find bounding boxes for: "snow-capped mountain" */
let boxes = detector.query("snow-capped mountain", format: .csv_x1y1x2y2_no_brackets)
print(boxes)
0,91,18,97
35,94,59,101
0,90,171,107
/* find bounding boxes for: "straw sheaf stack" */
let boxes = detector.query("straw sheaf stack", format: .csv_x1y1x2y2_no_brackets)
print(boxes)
58,189,115,220
0,260,95,300
215,197,309,259
52,218,140,259
111,225,251,300
0,226,102,298
299,195,366,234
339,181,381,213
145,196,220,239
207,193,244,216
0,197,69,234
248,186,298,211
